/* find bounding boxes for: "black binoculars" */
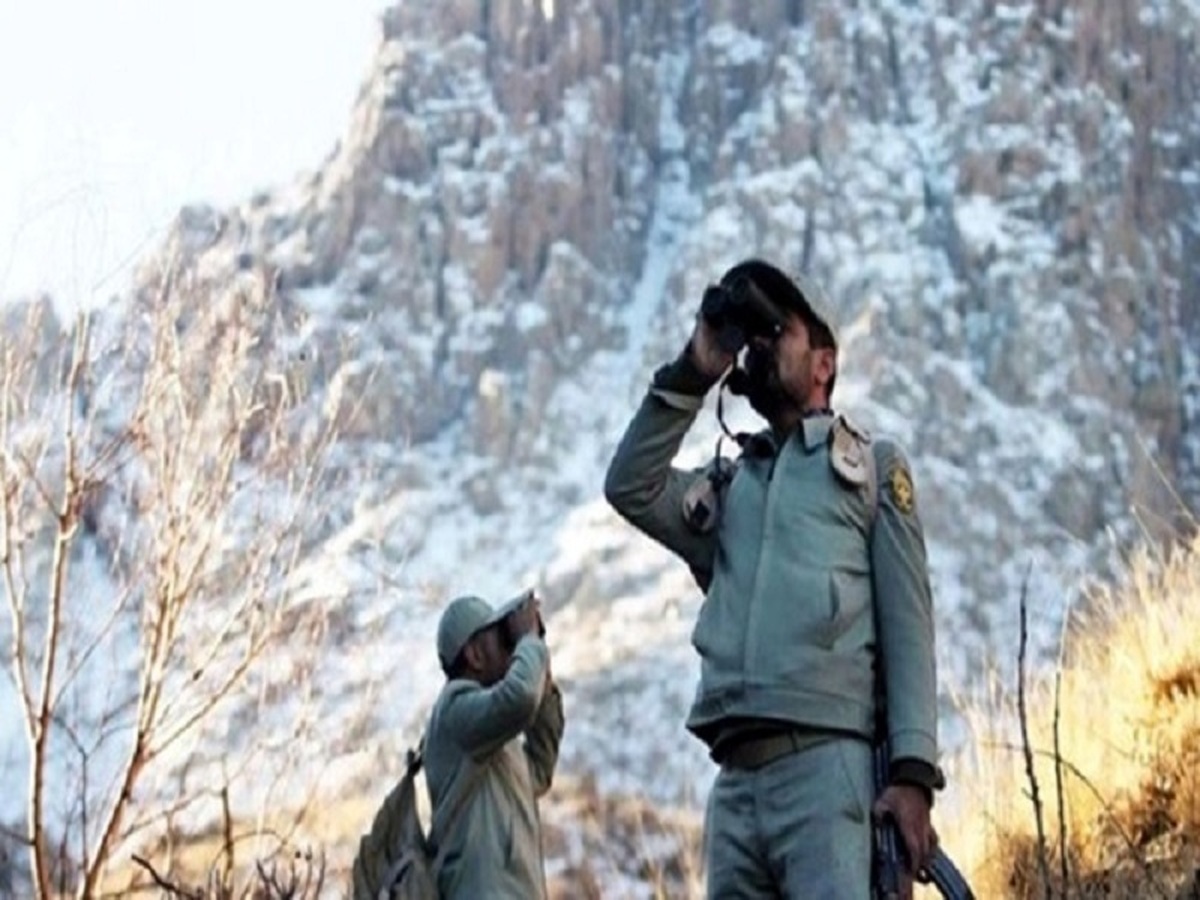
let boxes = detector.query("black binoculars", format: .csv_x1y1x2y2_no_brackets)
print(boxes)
700,275,786,354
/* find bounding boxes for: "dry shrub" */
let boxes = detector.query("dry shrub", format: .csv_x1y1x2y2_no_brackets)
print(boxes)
941,533,1200,899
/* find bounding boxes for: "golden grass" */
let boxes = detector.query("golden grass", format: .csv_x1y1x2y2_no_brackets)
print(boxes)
939,533,1200,899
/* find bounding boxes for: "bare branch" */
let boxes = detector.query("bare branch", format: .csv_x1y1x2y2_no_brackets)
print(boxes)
5,262,338,898
1016,563,1053,899
130,854,200,899
50,579,136,713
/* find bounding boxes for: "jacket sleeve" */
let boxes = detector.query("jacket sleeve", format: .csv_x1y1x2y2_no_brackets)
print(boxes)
603,352,719,583
523,681,564,797
439,636,549,761
870,439,939,774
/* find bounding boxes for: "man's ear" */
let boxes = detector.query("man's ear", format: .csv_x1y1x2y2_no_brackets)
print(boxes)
461,636,485,673
813,348,836,387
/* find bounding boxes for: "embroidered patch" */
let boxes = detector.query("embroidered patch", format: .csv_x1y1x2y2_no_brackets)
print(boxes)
887,463,915,514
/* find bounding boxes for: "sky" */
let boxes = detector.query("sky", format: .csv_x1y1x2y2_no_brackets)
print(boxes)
0,0,388,309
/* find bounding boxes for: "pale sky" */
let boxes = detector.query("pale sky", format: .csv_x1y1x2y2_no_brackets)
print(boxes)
0,0,388,308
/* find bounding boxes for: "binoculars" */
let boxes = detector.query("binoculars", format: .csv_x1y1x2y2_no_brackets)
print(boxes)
700,275,786,354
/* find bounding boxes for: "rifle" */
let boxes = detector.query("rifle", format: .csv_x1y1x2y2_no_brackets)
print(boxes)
872,738,976,900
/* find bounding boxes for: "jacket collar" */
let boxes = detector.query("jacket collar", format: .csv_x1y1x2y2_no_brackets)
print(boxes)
746,411,836,458
797,412,834,452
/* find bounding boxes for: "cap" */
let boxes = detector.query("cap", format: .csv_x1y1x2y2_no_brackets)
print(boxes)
720,259,838,351
437,595,502,671
436,589,534,671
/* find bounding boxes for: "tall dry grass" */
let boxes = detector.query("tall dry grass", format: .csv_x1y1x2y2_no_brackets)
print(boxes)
939,533,1200,899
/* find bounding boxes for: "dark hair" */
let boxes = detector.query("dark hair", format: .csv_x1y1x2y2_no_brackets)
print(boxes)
444,632,479,679
444,652,469,679
803,318,837,401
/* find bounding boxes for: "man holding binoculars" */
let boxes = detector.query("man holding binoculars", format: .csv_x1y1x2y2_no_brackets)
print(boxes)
423,590,563,899
605,259,941,898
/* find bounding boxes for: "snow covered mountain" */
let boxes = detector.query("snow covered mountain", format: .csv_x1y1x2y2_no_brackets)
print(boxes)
3,0,1198,888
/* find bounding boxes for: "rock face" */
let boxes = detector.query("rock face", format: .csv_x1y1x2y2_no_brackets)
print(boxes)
55,0,1200,813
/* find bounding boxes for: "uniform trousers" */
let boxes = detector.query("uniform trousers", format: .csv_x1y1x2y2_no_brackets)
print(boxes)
703,736,873,899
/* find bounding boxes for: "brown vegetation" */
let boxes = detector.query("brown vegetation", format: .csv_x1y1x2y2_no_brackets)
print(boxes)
942,534,1200,899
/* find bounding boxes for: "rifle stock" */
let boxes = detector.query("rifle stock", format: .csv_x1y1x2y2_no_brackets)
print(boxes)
872,741,975,900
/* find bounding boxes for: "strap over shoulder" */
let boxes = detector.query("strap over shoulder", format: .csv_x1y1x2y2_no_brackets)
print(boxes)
682,455,739,534
404,737,425,774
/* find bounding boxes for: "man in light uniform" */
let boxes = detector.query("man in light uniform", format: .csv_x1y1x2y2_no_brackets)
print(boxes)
605,259,940,898
424,591,564,899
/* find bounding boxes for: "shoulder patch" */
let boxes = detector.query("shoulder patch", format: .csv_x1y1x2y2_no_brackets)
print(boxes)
886,462,915,515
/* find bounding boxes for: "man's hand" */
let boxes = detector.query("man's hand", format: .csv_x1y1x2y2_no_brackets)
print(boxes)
874,783,938,896
690,317,736,381
504,593,541,645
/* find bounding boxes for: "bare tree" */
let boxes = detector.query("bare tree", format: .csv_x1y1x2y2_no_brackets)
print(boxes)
1,260,339,898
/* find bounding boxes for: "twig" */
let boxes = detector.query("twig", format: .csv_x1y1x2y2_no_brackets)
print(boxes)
221,784,235,892
1017,564,1054,899
1053,665,1069,894
131,853,199,899
1053,591,1072,896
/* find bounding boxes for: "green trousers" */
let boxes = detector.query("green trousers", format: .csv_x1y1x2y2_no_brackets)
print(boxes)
703,737,873,899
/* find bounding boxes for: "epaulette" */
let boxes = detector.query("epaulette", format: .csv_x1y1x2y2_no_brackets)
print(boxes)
828,413,872,488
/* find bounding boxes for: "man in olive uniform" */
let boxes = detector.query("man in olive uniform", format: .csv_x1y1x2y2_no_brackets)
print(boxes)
423,591,564,899
605,259,940,898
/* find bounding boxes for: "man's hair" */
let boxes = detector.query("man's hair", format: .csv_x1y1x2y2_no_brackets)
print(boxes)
444,652,469,679
801,317,837,402
444,636,476,679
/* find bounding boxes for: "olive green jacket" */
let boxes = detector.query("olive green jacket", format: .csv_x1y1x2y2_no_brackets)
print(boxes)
604,371,937,770
423,636,564,900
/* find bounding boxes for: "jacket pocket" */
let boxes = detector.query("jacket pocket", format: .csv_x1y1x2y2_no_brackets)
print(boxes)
828,568,870,643
833,739,872,823
753,570,836,677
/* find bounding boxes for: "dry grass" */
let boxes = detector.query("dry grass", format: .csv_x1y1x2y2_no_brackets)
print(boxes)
940,533,1200,899
97,772,704,898
541,774,704,900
